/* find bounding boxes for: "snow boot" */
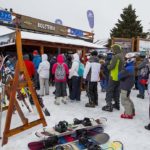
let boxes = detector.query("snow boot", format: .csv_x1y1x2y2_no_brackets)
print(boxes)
43,107,50,116
62,96,67,104
137,94,144,99
85,103,95,108
102,105,113,112
54,97,60,105
132,108,136,116
112,102,120,110
94,99,98,106
120,114,133,119
145,124,150,130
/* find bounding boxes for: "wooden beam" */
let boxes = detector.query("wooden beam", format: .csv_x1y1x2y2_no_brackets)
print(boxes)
4,119,44,137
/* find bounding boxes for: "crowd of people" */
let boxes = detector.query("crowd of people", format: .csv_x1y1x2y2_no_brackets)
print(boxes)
4,44,150,131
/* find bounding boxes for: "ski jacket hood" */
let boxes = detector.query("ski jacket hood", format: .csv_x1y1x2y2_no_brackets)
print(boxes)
42,54,48,61
111,44,122,54
57,54,64,64
73,53,79,62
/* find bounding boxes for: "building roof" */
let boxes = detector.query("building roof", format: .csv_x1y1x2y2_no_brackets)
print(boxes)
0,26,105,49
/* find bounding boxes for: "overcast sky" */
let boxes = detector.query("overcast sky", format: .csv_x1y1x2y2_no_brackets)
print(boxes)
1,0,150,40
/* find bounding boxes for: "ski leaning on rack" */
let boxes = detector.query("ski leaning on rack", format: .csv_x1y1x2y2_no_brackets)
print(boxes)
0,55,9,139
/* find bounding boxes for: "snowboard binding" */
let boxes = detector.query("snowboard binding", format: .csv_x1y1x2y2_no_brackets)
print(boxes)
54,121,68,133
79,136,101,150
43,135,58,148
74,117,92,126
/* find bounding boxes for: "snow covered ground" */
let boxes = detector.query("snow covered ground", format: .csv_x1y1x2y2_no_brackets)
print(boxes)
1,86,150,150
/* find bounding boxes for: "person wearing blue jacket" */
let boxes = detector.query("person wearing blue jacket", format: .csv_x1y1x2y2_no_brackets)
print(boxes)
32,50,42,90
118,54,135,119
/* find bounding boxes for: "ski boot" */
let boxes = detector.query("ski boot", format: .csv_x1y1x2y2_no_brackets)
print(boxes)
120,114,133,119
112,102,120,110
62,96,67,104
85,102,95,108
102,104,113,112
43,108,50,116
137,94,144,99
145,124,150,130
132,108,136,116
54,97,60,105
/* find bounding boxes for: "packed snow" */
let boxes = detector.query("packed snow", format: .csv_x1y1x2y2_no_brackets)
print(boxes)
1,86,150,150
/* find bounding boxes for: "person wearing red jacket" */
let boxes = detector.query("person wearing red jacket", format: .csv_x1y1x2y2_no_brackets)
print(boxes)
23,54,35,78
52,54,69,105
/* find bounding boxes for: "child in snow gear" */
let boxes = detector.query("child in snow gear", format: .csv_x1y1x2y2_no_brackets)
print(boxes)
102,44,124,112
118,54,135,119
52,54,69,105
83,51,101,107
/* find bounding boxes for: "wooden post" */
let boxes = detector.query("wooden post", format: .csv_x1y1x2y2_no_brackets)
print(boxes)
111,37,114,46
2,29,47,145
132,37,135,52
82,48,86,65
136,36,140,52
40,45,44,54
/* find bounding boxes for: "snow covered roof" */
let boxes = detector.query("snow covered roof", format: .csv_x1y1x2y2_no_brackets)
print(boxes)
0,26,105,49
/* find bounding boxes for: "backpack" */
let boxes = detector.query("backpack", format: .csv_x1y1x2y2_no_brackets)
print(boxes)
140,65,149,80
78,62,84,77
55,63,66,80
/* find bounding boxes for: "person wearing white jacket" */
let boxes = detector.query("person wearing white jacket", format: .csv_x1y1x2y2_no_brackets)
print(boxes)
83,51,101,107
38,54,50,96
69,53,81,101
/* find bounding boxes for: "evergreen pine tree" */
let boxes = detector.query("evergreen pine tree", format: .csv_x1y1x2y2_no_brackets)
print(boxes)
110,4,147,38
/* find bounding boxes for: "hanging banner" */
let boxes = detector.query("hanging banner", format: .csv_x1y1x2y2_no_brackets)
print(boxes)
87,10,94,29
55,19,63,25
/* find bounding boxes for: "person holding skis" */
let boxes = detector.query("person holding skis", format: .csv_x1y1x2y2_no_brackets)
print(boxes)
52,54,69,105
119,53,135,119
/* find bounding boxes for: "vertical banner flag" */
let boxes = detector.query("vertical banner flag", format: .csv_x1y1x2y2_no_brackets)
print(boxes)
87,10,94,29
55,19,63,25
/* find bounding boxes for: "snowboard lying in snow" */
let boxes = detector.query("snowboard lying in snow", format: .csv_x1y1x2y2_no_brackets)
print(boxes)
28,118,123,150
35,117,106,139
28,127,106,150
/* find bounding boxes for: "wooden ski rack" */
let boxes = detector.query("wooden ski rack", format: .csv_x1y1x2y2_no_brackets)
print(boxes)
2,29,47,145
